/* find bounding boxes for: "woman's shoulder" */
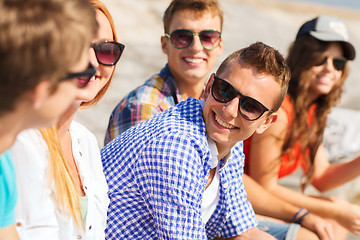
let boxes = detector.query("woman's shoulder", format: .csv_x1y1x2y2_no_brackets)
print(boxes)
70,121,97,143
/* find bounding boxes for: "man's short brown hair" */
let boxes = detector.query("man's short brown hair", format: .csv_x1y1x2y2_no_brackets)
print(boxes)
216,42,291,112
163,0,223,34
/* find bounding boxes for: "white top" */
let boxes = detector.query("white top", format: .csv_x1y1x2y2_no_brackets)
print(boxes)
200,99,221,224
10,121,109,240
201,165,220,224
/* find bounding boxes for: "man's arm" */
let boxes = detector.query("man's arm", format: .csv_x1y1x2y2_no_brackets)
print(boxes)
244,174,334,240
214,227,276,240
244,174,296,222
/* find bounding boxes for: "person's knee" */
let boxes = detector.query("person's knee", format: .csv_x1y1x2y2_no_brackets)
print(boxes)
295,227,319,240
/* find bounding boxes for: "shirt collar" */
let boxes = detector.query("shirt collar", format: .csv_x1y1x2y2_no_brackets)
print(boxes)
159,64,183,103
207,137,219,169
200,99,233,168
200,99,218,168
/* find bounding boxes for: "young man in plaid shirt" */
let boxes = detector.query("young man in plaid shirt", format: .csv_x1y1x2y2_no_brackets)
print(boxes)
102,42,290,239
104,0,223,144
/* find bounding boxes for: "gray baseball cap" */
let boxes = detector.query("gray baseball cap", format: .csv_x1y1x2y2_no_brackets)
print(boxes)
296,15,355,60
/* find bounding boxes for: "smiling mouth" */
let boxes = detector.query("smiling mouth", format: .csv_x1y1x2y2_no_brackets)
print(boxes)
317,76,332,84
88,75,99,82
214,113,236,129
184,57,204,63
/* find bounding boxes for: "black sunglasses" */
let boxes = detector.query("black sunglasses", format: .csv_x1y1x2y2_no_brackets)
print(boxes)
315,56,347,71
211,76,270,121
91,40,125,66
165,29,221,50
61,63,96,88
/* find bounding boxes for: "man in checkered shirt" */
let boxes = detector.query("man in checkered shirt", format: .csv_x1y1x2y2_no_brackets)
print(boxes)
101,42,290,239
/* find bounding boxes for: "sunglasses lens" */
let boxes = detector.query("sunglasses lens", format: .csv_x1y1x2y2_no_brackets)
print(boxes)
77,65,96,88
314,56,346,71
240,98,266,120
333,58,346,71
77,75,91,88
212,76,268,121
314,56,328,67
170,30,193,49
94,42,123,66
61,64,96,88
212,77,236,103
199,30,221,49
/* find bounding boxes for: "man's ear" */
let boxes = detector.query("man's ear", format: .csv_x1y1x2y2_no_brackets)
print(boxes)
161,36,169,55
255,113,277,134
32,81,51,110
201,73,215,100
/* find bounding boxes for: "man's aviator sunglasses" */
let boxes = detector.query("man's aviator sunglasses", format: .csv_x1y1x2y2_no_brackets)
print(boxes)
91,40,125,66
165,29,221,50
61,63,96,88
211,76,270,121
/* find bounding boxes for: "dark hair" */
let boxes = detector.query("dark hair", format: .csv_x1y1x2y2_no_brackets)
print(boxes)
163,0,223,34
216,41,291,112
283,34,350,182
0,0,98,116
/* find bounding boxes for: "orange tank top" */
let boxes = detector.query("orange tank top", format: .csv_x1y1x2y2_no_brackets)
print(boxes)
244,95,315,178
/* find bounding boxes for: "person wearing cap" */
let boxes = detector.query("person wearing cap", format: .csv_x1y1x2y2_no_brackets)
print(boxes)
244,14,359,240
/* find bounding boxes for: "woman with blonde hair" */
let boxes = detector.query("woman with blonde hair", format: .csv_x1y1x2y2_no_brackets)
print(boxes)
10,0,124,239
244,15,359,240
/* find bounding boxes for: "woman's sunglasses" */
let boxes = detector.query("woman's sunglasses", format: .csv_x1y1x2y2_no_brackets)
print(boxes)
315,56,347,71
165,29,221,50
61,63,96,88
91,40,125,66
211,75,270,121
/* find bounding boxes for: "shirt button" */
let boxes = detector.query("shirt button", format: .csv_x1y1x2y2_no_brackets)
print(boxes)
77,235,82,239
223,182,229,188
79,151,82,157
89,225,92,230
16,222,22,227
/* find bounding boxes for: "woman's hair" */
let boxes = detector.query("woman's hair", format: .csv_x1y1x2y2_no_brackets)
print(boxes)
81,0,118,108
284,35,349,183
41,0,116,229
0,0,97,116
41,127,84,227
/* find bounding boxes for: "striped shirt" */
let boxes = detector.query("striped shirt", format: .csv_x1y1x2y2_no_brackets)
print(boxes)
101,97,257,239
104,65,183,145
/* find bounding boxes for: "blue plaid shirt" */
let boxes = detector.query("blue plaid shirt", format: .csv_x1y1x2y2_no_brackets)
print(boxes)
101,97,257,239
